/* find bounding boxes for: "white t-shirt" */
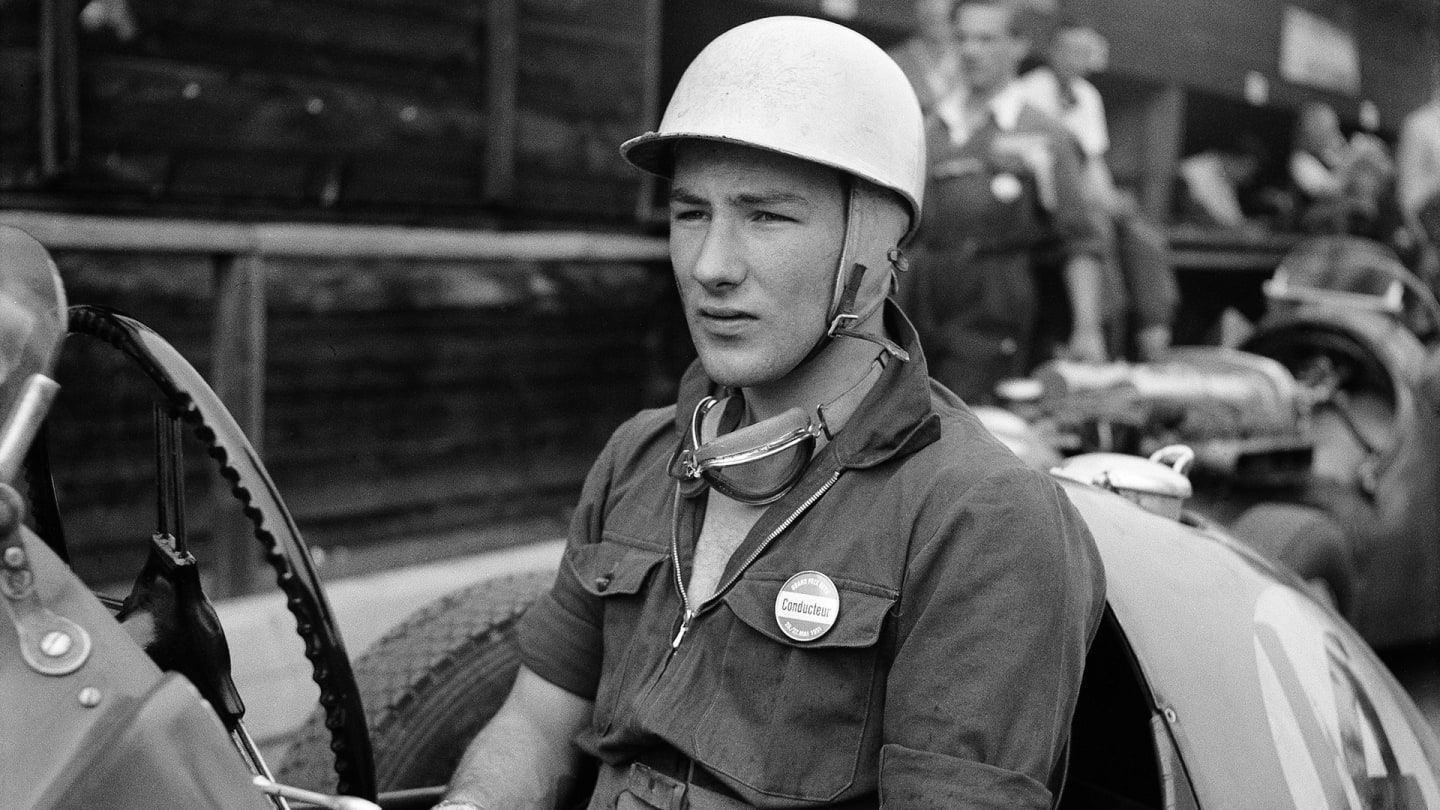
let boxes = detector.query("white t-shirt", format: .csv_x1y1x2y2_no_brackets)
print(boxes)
1398,101,1440,224
1013,68,1110,159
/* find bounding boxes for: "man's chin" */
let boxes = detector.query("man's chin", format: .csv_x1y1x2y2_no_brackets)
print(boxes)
696,355,785,391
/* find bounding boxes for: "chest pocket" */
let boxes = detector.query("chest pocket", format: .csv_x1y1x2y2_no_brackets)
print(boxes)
571,535,669,736
693,573,896,802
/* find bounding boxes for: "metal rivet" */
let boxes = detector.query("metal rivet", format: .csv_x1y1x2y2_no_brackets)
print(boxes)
40,630,73,658
1164,707,1178,723
3,547,25,567
306,97,325,114
182,82,201,100
78,687,102,708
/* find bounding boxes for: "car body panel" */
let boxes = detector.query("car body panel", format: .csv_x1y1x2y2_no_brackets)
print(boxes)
2,526,269,810
1065,479,1440,808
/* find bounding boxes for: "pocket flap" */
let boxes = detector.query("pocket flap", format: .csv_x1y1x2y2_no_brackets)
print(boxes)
721,574,894,649
569,537,667,597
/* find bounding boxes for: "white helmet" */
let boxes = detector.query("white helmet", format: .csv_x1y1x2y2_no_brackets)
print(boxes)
623,16,926,357
621,15,926,238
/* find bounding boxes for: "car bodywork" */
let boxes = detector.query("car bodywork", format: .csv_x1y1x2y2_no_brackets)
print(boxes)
986,236,1440,649
1062,479,1440,807
3,224,1440,808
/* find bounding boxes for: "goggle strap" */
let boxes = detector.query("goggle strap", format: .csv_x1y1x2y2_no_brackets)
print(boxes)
828,327,910,362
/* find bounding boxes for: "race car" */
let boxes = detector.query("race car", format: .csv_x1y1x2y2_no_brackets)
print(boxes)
3,223,1438,809
981,235,1440,650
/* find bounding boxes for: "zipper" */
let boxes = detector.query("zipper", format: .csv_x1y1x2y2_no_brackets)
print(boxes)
669,471,842,651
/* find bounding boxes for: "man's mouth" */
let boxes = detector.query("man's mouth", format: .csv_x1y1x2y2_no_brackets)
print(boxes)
697,307,756,334
701,306,751,320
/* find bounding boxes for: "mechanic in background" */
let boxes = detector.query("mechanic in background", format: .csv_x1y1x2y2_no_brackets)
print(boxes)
433,15,1105,810
1016,20,1177,362
902,0,1108,405
1288,101,1397,239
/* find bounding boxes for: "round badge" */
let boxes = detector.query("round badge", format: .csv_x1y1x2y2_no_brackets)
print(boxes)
990,172,1023,203
775,571,840,642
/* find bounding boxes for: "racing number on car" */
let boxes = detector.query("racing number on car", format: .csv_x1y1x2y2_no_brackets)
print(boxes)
1253,586,1435,809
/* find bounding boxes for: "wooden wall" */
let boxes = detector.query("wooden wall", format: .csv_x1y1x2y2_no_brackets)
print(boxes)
46,251,684,589
0,0,660,226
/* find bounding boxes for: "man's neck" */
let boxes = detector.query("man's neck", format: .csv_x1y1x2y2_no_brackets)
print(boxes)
964,78,1012,115
920,33,958,58
740,316,888,430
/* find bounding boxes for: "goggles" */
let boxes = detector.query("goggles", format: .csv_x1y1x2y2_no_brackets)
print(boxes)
670,396,822,505
668,355,888,505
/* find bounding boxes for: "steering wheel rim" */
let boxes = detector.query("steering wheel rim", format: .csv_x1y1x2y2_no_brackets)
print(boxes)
57,304,376,799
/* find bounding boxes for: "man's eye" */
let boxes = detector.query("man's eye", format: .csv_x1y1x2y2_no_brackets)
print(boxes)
753,211,792,223
671,208,707,222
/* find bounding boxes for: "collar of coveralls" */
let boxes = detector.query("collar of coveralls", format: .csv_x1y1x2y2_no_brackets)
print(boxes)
671,299,941,472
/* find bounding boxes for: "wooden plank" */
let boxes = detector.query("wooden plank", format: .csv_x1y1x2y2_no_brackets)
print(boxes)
633,0,663,222
343,154,486,207
0,52,39,168
208,253,267,597
513,165,640,215
485,0,519,202
711,0,913,31
518,16,647,50
132,0,484,72
0,212,671,261
0,212,256,252
521,0,651,32
517,41,648,120
147,0,485,25
82,58,488,154
251,222,670,261
0,1,39,46
39,0,81,179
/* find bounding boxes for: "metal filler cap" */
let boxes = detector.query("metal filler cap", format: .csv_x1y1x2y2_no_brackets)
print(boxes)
1052,445,1195,520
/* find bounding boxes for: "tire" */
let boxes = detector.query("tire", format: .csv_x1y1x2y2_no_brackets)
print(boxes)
276,569,556,794
1230,503,1356,615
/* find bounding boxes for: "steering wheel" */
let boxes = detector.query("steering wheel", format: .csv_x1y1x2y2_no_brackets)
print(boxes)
24,305,376,800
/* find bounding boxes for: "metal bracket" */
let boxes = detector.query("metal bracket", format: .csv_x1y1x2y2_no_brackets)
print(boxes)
1,483,90,676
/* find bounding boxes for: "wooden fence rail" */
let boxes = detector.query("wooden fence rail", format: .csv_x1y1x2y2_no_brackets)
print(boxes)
1,209,669,595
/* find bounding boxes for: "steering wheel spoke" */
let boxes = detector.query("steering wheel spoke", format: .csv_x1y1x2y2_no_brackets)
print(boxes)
40,305,377,800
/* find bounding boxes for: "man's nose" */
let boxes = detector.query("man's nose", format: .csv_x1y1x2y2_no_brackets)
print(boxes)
689,221,746,289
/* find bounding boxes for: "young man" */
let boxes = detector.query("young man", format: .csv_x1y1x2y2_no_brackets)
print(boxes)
434,16,1104,810
902,0,1108,403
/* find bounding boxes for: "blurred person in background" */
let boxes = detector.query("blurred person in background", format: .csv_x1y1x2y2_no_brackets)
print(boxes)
903,0,1107,404
1176,134,1273,232
1289,101,1398,239
887,0,964,120
1017,20,1177,361
1397,78,1440,291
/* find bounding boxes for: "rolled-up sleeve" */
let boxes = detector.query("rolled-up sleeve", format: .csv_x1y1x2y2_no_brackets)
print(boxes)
880,467,1105,808
1050,130,1106,262
516,428,621,700
879,746,1051,808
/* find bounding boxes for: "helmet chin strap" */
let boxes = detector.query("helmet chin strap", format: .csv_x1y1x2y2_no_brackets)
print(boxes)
801,181,911,365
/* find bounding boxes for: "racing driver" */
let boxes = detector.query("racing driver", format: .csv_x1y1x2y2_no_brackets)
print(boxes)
434,15,1106,810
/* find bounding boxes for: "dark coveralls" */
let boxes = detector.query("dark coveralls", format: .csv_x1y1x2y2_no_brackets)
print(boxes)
518,307,1106,809
902,97,1106,404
